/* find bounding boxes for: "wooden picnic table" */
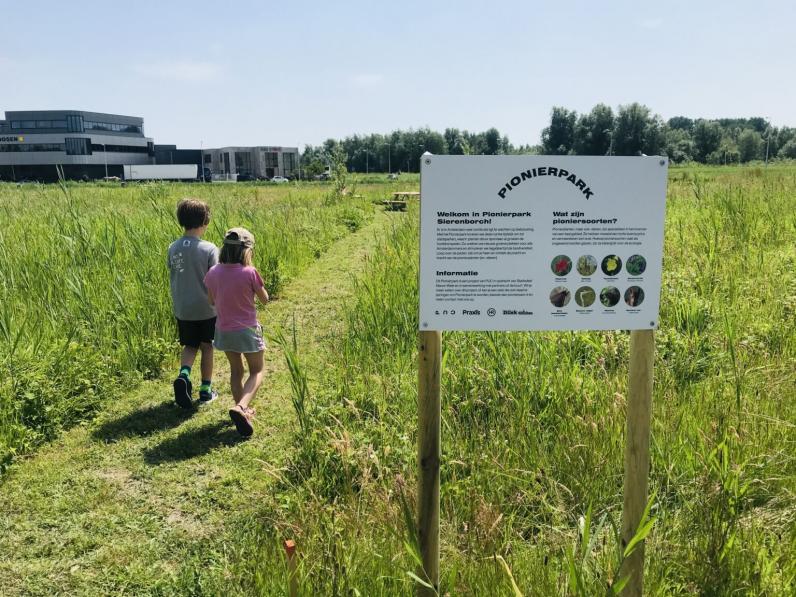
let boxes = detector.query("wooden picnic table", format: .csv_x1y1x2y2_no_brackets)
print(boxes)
382,191,420,211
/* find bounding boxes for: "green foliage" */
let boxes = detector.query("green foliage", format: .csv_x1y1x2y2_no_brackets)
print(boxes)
299,112,792,172
738,129,764,163
693,120,724,162
778,138,796,159
574,103,615,156
541,106,577,154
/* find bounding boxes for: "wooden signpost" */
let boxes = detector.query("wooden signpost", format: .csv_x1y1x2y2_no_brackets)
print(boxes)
619,329,655,595
415,329,655,596
417,330,442,596
416,156,667,595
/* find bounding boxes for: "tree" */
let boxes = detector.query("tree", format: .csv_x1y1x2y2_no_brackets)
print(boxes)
613,103,662,156
484,128,502,154
737,129,764,163
709,136,739,165
541,107,577,155
663,128,694,163
778,138,796,159
692,120,722,162
667,116,694,132
573,104,614,155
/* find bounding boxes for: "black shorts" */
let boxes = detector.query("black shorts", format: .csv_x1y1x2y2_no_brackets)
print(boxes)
176,317,216,348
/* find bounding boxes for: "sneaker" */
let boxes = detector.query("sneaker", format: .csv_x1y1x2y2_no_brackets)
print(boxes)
173,376,193,409
198,389,218,406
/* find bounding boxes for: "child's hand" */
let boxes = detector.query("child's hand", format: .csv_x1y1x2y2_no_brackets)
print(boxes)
255,285,270,304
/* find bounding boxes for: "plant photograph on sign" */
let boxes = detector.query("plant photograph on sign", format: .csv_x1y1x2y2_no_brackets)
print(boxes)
625,286,645,306
602,255,623,276
577,254,598,276
575,286,596,307
600,286,621,307
549,286,572,307
551,254,572,276
626,254,647,276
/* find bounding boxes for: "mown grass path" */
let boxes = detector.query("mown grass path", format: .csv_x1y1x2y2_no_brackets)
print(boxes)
0,208,400,596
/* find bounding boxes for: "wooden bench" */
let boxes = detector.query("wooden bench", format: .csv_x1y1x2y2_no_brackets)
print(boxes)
382,191,420,211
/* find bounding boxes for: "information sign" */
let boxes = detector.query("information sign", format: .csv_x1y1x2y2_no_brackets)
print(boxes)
419,155,668,331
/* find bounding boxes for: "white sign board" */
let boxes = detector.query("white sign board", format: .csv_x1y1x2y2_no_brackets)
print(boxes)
419,156,668,331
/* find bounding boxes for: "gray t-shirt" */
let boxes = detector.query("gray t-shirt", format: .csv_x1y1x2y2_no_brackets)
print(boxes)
167,235,219,321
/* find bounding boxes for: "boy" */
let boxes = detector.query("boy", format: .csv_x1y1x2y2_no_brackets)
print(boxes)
167,199,219,408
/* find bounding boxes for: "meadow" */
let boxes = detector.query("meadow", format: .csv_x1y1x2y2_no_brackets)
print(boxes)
231,166,796,595
0,179,376,472
0,166,795,595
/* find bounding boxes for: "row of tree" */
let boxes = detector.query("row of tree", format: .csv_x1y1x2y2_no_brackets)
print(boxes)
300,127,532,176
539,104,796,163
300,104,795,173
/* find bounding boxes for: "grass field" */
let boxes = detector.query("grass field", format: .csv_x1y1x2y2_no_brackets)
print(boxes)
1,166,795,595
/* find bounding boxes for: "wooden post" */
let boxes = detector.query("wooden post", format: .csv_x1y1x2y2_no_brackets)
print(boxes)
417,330,442,596
620,329,655,596
284,539,298,597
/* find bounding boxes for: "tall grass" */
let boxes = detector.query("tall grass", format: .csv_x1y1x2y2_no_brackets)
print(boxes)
237,167,796,594
0,181,376,472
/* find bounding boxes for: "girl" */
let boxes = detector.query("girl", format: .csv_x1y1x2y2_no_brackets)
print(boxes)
204,227,269,437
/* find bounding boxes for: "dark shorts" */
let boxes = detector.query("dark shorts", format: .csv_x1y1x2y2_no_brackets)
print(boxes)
177,317,216,348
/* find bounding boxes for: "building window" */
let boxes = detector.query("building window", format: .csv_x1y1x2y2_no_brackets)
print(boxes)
0,143,65,152
90,143,150,154
84,121,142,134
235,152,252,174
65,137,91,155
10,119,69,130
67,115,84,133
203,154,211,163
283,152,296,172
263,151,278,168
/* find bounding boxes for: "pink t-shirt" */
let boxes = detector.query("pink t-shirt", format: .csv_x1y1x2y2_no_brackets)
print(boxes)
204,264,264,331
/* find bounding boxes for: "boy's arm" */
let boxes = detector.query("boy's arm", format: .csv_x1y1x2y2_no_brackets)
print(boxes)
208,245,219,268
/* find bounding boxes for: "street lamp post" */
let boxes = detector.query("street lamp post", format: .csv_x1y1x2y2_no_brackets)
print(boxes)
604,129,614,156
101,143,108,178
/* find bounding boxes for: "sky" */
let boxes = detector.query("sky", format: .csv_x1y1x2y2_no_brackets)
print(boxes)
1,0,794,150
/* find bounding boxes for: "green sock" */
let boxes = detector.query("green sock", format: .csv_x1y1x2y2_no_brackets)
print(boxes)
200,380,212,393
179,366,191,379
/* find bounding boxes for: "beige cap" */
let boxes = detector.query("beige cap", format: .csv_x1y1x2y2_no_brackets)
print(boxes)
223,227,255,248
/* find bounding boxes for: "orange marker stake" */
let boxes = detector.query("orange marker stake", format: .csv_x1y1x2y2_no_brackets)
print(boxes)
284,539,298,597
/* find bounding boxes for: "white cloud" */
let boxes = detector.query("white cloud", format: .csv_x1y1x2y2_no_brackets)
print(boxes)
349,73,384,88
131,60,221,82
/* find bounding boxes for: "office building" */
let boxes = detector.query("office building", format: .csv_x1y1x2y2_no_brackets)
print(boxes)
202,146,299,180
0,110,154,181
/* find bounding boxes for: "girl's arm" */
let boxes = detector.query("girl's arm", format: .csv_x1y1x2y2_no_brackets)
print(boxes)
255,285,269,304
207,287,215,306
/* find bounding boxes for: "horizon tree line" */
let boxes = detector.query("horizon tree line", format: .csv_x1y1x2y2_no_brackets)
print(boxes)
301,104,796,174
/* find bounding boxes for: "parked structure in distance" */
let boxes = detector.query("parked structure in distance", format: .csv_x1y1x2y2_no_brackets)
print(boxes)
0,110,154,182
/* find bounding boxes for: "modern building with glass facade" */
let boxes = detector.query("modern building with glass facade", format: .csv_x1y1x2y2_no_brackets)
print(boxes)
0,110,154,181
202,146,299,180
